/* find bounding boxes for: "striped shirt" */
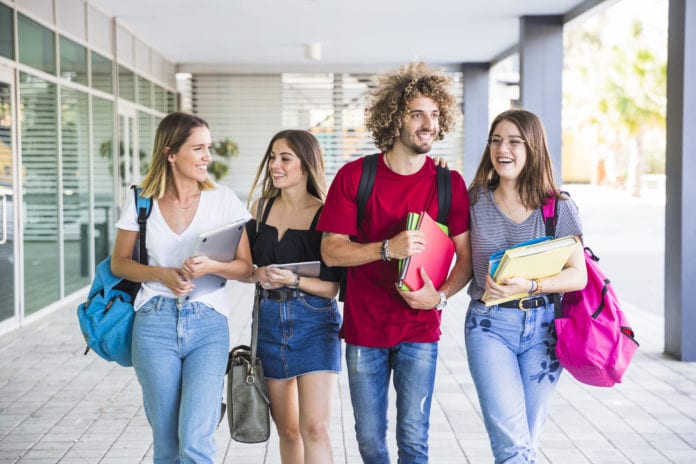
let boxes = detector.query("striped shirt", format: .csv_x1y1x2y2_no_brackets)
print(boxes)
467,189,583,301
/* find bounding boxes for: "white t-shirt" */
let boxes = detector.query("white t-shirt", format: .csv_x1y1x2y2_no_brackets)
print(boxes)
115,185,252,317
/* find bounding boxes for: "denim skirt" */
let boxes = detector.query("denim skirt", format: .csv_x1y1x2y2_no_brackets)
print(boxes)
257,290,342,380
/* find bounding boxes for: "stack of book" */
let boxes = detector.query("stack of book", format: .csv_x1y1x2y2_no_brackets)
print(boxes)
397,211,455,291
482,235,580,306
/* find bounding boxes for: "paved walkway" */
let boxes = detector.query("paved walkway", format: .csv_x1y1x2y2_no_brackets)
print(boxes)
1,185,695,464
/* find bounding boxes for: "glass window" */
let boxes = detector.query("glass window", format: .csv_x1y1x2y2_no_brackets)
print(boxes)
20,73,59,313
167,91,177,113
61,88,90,293
119,65,135,102
92,96,115,262
137,75,152,108
138,111,154,175
154,85,166,113
60,36,88,85
91,51,113,94
0,3,14,59
18,14,56,75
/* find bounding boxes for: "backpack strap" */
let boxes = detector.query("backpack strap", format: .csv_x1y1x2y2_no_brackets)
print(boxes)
541,190,570,319
436,164,451,225
132,186,152,265
357,153,379,227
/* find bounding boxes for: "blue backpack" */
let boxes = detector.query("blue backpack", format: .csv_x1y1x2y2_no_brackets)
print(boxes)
76,186,152,367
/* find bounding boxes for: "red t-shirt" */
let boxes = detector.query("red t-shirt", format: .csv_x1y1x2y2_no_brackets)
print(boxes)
317,154,470,348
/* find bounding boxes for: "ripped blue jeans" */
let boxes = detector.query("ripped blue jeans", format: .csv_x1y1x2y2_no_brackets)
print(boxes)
465,299,561,464
345,342,438,464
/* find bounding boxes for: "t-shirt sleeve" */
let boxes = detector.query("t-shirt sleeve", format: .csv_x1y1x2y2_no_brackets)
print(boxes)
444,170,470,237
316,161,359,236
114,190,139,232
556,196,583,238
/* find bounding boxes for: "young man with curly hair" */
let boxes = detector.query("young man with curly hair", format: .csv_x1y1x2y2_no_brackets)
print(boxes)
318,62,472,463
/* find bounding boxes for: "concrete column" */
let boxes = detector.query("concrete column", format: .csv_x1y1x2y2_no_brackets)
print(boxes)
665,0,696,361
461,63,489,185
519,15,563,183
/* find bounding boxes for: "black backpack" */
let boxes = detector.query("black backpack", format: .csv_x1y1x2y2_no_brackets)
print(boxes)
338,153,452,301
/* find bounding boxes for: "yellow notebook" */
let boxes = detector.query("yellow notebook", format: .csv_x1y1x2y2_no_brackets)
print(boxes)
482,235,580,306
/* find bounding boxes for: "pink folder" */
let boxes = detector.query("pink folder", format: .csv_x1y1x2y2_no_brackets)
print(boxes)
398,211,455,291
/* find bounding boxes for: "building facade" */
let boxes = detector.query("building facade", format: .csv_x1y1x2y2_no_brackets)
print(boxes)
0,0,177,333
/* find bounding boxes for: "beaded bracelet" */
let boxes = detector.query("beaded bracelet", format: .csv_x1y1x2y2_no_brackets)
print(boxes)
533,278,543,296
380,239,392,262
288,272,300,289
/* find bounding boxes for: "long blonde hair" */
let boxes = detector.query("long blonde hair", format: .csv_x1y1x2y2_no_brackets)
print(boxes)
247,130,327,207
140,112,216,198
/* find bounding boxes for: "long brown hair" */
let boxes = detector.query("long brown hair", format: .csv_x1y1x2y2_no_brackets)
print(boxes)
469,109,560,209
140,112,216,198
365,62,459,152
247,130,327,206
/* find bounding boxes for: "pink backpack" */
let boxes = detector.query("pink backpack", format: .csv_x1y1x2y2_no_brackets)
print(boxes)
543,195,639,387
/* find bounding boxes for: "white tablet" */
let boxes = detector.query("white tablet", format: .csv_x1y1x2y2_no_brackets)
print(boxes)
192,218,247,262
269,261,321,278
182,218,247,302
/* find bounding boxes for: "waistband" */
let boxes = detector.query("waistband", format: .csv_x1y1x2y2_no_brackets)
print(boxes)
261,287,307,302
480,295,553,311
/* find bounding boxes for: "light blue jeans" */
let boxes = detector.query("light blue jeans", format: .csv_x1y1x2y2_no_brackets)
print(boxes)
345,342,438,464
465,299,561,464
132,296,229,464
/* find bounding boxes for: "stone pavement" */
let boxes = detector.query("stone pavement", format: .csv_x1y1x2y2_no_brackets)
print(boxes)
1,185,695,464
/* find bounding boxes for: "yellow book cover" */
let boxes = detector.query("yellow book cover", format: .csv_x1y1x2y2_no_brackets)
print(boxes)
482,235,580,306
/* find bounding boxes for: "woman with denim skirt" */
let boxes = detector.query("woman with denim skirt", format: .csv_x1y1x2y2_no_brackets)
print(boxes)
244,130,342,464
465,109,587,463
111,112,252,463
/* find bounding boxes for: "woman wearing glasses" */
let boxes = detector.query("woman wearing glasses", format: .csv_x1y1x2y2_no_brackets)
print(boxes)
465,109,587,463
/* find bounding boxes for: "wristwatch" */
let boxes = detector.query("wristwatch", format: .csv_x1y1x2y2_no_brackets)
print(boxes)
434,291,447,310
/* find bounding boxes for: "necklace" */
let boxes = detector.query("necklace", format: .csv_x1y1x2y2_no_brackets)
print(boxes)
497,191,522,216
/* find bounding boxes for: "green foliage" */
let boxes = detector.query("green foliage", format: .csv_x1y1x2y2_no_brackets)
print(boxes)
208,138,239,180
563,0,667,192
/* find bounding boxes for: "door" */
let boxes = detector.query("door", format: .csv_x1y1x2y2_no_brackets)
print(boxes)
0,69,17,325
117,109,139,209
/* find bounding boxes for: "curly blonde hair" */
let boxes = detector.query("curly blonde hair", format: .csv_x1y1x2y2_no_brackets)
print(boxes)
365,62,459,152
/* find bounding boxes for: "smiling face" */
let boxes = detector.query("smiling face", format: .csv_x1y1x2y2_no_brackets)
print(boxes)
167,126,212,183
268,138,306,190
489,119,528,182
394,95,440,155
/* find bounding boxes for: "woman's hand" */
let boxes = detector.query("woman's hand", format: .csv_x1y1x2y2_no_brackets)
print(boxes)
252,265,284,290
432,156,450,169
483,274,530,302
266,266,297,288
180,255,214,280
161,267,195,297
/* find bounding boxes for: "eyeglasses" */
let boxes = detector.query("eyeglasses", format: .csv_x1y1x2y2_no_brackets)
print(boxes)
487,136,526,149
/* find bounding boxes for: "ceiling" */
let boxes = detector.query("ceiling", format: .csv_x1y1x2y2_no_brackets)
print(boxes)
88,0,607,73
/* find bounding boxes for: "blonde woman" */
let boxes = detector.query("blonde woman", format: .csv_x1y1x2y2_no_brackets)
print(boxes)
111,112,252,463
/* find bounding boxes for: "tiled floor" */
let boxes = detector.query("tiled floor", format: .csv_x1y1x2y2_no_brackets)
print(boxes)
1,185,694,463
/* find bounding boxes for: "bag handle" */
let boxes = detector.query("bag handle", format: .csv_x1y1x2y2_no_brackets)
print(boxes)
250,198,266,361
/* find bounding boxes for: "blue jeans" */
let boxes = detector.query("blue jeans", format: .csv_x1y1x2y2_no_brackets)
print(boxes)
465,299,561,464
132,296,229,464
345,342,438,464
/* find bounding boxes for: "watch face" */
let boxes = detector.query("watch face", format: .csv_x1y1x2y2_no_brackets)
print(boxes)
436,291,447,309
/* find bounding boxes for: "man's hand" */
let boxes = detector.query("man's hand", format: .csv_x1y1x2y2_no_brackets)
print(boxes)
398,268,441,310
388,230,426,260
